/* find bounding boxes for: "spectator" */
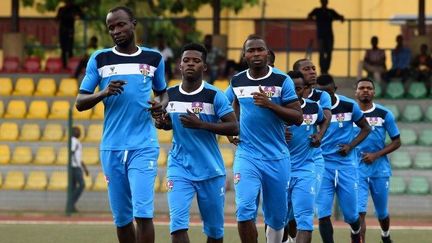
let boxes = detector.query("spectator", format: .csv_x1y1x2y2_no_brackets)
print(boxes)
308,0,344,75
154,33,174,80
357,36,386,83
204,34,225,84
386,35,411,82
69,126,89,213
73,36,99,79
56,0,83,69
411,43,432,82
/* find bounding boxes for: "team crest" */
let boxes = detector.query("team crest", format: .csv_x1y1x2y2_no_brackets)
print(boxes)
336,113,345,128
139,64,151,76
303,114,313,131
368,117,378,130
234,173,241,184
263,86,276,98
166,180,174,192
191,102,204,114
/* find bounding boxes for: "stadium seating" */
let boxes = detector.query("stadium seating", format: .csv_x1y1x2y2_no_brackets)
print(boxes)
67,56,81,74
160,177,168,193
168,79,181,87
384,105,399,121
24,171,48,190
0,101,3,118
399,128,417,145
413,152,432,170
418,130,432,146
218,135,231,144
73,106,92,120
213,79,229,91
154,175,161,192
390,151,412,169
221,148,234,168
34,78,56,96
10,146,33,165
33,147,56,165
158,148,167,167
407,177,430,195
12,78,35,96
157,129,172,144
374,83,382,98
27,100,49,119
92,172,107,191
385,82,405,99
45,57,62,73
425,106,432,122
41,123,64,141
23,56,41,73
47,171,67,191
91,103,104,119
0,122,19,141
84,124,102,142
389,176,406,194
0,77,13,95
401,104,423,122
4,100,27,118
19,123,41,141
48,100,70,119
406,82,427,99
56,78,78,96
82,147,99,165
2,171,25,190
84,174,93,190
2,56,20,73
0,145,10,164
0,172,2,188
55,147,68,165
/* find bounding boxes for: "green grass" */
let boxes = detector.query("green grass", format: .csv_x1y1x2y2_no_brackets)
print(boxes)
0,223,431,243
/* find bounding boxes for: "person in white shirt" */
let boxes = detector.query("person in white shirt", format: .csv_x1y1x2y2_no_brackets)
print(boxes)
70,126,89,213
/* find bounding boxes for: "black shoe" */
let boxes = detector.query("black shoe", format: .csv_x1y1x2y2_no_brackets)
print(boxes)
381,236,392,243
351,233,362,243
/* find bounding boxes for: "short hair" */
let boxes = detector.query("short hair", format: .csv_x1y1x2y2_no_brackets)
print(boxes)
242,34,266,52
316,74,335,86
108,6,135,21
293,58,309,71
356,77,375,88
287,70,304,80
181,43,208,63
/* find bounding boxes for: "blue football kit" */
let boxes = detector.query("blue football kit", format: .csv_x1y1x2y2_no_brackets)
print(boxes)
354,103,400,219
316,94,365,224
229,66,298,230
165,81,233,238
79,46,166,226
286,99,324,231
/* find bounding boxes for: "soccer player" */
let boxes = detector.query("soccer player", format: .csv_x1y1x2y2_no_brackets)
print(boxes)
154,43,239,243
228,34,303,243
75,6,167,243
283,70,327,243
315,74,371,243
355,78,401,243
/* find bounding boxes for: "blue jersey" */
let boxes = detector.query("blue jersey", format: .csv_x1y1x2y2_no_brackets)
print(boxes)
79,47,167,150
287,99,324,176
321,94,364,168
166,82,233,180
354,103,400,178
229,67,298,160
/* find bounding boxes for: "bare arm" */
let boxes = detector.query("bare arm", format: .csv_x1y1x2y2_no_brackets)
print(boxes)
362,137,401,164
180,110,239,136
75,80,126,111
81,161,89,176
311,109,331,147
338,117,371,156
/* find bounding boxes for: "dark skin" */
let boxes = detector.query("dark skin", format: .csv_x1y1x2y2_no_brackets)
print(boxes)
318,83,371,157
75,9,168,243
355,81,400,242
154,49,238,243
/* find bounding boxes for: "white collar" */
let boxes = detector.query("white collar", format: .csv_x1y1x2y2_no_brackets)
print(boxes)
331,94,340,109
179,81,205,95
362,103,376,113
112,46,142,56
246,66,272,80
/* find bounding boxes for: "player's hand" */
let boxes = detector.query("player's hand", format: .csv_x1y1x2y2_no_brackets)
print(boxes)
251,85,272,108
180,110,203,129
154,112,169,129
310,133,322,148
227,136,240,146
103,80,126,97
285,127,293,143
148,100,165,119
361,152,378,164
337,144,352,156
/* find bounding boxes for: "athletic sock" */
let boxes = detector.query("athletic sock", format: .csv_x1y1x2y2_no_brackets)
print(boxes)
319,219,334,243
265,226,284,243
349,220,361,234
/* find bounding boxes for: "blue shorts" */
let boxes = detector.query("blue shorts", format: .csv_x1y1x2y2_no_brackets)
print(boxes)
233,154,290,230
167,176,225,239
316,167,359,224
100,147,158,227
314,153,325,197
358,176,389,220
287,174,316,231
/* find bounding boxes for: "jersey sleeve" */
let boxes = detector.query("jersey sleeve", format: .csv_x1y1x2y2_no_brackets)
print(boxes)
352,102,365,123
281,76,298,105
224,85,235,103
384,110,400,139
152,55,167,93
319,90,332,110
79,52,100,94
316,103,325,124
214,90,234,119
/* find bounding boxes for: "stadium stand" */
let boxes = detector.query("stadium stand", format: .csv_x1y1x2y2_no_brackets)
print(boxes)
401,104,423,122
82,147,99,165
407,177,430,195
19,123,41,141
400,128,417,145
84,174,93,191
84,124,102,142
221,148,234,168
56,78,78,96
55,147,68,165
154,175,161,192
34,78,56,96
45,57,63,73
157,129,172,144
12,77,35,96
73,106,92,120
389,176,406,194
47,171,67,191
41,123,64,141
48,100,70,119
385,81,405,99
4,100,27,118
158,148,167,167
418,129,432,146
168,79,181,87
390,151,412,169
406,82,427,99
413,152,432,170
27,100,49,119
92,172,107,191
91,102,104,119
2,171,25,190
0,122,19,141
2,56,20,73
24,171,48,191
213,79,229,91
0,100,3,117
33,147,56,165
425,106,432,122
0,77,13,95
0,145,10,164
10,146,33,165
23,56,41,73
